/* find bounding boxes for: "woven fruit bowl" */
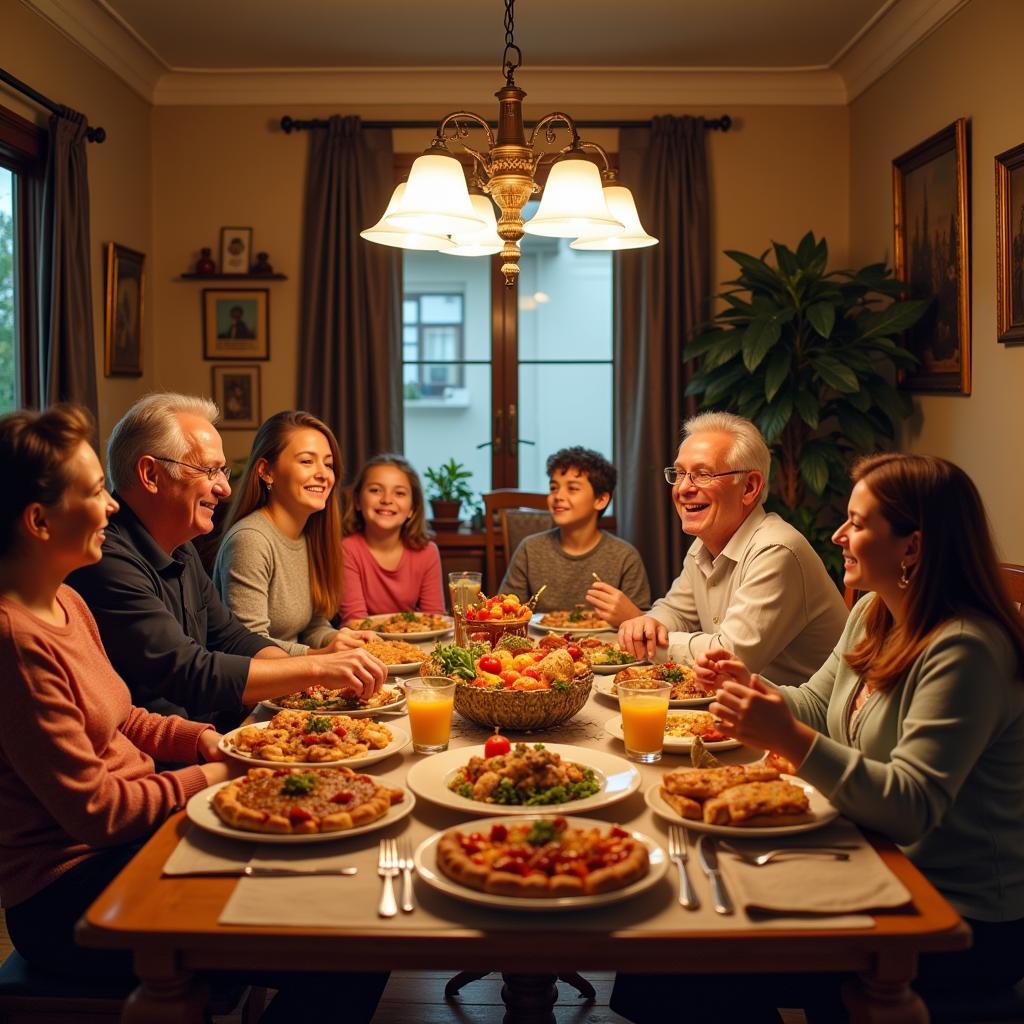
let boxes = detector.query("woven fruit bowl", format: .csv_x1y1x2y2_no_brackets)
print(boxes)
464,618,530,646
450,672,593,731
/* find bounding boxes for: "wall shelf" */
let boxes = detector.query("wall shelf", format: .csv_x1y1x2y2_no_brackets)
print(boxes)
178,273,287,281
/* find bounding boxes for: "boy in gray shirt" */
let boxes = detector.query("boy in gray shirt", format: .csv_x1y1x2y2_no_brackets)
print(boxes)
499,447,650,626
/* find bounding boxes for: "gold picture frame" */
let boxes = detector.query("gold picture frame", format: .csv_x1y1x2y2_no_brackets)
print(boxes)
103,242,144,376
202,288,269,360
212,364,261,429
892,117,971,394
995,141,1024,344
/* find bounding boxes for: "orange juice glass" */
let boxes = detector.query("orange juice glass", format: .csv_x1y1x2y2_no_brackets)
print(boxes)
617,680,671,763
406,677,456,754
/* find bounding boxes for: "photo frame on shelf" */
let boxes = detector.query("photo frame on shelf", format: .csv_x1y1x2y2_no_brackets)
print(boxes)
202,288,269,360
103,242,144,376
892,117,971,393
212,364,261,429
995,141,1024,344
219,226,253,274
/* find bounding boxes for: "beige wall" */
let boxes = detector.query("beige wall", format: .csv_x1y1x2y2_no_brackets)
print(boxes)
1,0,153,442
849,0,1024,560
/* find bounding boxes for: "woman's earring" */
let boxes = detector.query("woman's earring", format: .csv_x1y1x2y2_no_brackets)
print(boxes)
898,560,911,590
261,477,272,491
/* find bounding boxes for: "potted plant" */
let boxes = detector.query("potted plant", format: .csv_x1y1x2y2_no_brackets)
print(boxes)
424,458,475,527
684,231,929,580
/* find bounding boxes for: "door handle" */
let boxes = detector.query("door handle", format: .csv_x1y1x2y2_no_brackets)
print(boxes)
507,404,535,455
476,409,503,454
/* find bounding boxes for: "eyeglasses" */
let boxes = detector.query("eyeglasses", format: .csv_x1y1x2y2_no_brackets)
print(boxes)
153,456,233,482
662,467,752,487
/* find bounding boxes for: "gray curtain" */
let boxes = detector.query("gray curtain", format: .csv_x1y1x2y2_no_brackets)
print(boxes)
297,115,401,472
614,116,711,598
39,108,97,415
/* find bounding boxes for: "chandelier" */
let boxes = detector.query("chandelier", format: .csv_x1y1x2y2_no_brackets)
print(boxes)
360,0,657,286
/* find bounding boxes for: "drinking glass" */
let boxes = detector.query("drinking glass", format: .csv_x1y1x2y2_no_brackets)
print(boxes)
617,679,671,763
405,677,456,754
448,571,482,645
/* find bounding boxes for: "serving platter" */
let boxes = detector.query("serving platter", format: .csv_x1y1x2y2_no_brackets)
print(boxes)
218,720,410,769
186,781,416,844
603,714,741,753
358,613,453,642
261,690,407,717
529,613,612,636
413,815,667,911
406,742,641,816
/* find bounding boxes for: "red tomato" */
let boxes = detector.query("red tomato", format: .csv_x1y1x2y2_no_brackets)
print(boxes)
566,645,582,660
465,608,478,620
478,655,502,675
330,790,354,804
499,670,520,687
521,667,541,680
288,806,313,822
484,731,512,758
489,823,509,842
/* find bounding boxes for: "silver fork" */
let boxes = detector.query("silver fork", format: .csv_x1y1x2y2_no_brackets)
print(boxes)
667,825,699,910
377,838,398,918
719,840,854,866
398,839,415,913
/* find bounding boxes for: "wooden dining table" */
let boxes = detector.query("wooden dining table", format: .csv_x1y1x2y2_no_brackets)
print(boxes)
77,647,969,1024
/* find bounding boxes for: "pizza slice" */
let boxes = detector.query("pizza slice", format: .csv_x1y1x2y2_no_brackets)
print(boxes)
701,780,812,827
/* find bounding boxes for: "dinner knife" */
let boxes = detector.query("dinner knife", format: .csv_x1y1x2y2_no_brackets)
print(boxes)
243,865,358,877
696,836,734,915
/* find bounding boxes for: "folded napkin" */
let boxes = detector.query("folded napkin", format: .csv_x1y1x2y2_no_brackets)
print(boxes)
163,828,355,876
716,819,911,915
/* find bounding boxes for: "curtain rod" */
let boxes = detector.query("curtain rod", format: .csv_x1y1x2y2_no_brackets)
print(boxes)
280,114,732,134
0,66,106,143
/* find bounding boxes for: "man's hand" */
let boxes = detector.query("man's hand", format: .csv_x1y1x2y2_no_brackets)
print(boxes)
197,728,227,763
693,648,751,690
618,614,668,661
311,628,377,655
586,582,642,628
315,647,387,698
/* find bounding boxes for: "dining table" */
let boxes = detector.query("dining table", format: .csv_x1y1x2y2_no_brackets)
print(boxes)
77,632,969,1024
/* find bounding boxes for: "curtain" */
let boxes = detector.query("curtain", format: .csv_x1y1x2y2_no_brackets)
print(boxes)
614,116,711,598
297,115,401,475
39,108,97,415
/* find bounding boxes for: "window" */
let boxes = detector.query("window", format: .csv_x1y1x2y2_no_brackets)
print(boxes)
0,167,14,414
403,293,465,397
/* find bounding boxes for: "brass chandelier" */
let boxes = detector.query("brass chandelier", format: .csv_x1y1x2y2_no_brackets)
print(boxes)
361,0,657,286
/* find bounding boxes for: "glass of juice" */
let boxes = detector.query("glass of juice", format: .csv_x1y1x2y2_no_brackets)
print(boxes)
617,679,671,763
448,571,482,646
406,677,457,754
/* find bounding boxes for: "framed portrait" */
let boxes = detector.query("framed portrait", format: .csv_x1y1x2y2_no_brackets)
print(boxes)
212,364,261,429
219,226,253,275
103,242,144,376
892,118,971,394
995,142,1024,344
202,288,269,360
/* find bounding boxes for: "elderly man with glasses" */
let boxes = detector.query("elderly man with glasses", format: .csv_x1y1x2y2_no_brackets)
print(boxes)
68,393,385,727
618,411,847,686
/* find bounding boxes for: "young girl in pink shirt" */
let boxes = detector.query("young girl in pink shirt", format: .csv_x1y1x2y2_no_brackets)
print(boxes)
340,454,445,624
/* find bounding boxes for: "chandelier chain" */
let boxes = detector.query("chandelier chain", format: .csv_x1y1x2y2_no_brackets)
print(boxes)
502,0,522,84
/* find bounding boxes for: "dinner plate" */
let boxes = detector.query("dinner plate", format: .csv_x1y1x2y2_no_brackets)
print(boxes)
261,691,407,717
644,776,839,838
359,613,454,642
218,720,411,769
386,661,425,677
413,815,668,912
603,714,741,753
593,675,714,709
185,780,416,844
529,613,612,636
406,742,641,816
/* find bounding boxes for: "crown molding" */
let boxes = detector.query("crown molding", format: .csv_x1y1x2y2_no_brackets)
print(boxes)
836,0,971,101
20,0,164,101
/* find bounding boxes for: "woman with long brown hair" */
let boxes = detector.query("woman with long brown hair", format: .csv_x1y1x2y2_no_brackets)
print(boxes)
613,453,1024,1021
214,411,373,655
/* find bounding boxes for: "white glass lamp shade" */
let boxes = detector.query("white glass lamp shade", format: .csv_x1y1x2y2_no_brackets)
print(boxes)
570,185,658,250
524,155,624,238
443,193,504,257
387,153,485,236
360,183,454,251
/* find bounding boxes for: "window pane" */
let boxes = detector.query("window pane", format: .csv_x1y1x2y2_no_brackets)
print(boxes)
422,326,459,362
403,252,491,360
402,299,418,324
0,168,15,414
420,293,463,324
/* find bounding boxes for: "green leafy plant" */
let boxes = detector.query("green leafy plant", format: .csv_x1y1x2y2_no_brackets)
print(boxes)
424,458,475,504
684,231,929,579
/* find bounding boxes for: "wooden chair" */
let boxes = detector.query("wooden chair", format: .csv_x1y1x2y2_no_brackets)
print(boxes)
482,489,550,593
999,562,1024,614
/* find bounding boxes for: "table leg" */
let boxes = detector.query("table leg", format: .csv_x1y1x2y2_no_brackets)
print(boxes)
500,972,558,1024
842,951,928,1024
121,969,206,1024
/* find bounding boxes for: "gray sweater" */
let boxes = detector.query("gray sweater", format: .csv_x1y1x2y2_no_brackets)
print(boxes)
213,511,338,656
781,596,1024,922
499,529,650,612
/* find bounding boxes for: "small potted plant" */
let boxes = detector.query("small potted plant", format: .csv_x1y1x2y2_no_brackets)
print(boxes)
424,458,475,527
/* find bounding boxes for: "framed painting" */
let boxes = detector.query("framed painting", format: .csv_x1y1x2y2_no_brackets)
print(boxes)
219,226,252,275
202,288,269,360
212,364,261,429
103,242,144,376
995,141,1024,344
892,118,971,393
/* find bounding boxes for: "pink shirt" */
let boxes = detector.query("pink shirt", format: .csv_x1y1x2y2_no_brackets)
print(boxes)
0,586,211,906
340,533,446,621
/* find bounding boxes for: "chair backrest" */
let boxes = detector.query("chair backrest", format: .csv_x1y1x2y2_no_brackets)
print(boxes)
1000,563,1024,615
483,490,550,593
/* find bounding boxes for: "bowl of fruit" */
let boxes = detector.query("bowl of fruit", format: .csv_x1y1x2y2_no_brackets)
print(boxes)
461,592,534,645
421,633,593,731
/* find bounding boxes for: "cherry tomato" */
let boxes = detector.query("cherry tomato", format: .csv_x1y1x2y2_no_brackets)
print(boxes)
566,645,582,660
331,790,354,804
521,667,541,680
478,655,502,675
489,823,509,842
288,806,313,822
465,607,478,620
484,729,512,758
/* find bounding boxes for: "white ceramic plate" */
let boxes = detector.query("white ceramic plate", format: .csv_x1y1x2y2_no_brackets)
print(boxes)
529,613,613,636
603,714,741,753
413,815,668,912
185,780,416,844
358,613,454,642
261,690,407,717
593,675,714,709
644,776,839,838
386,661,426,677
406,742,641,816
218,720,411,769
